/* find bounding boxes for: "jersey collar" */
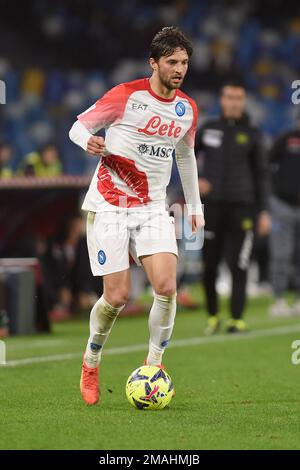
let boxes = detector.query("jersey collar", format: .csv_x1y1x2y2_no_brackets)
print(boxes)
145,78,178,103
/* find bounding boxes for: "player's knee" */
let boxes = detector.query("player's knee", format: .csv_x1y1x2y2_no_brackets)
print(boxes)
105,294,129,308
104,287,129,307
154,280,176,297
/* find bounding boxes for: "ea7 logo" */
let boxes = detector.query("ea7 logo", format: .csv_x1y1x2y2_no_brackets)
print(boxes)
0,80,6,104
132,102,148,111
291,80,300,105
291,340,300,365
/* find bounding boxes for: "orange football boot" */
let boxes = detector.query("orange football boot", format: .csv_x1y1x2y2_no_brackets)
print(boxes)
80,358,100,405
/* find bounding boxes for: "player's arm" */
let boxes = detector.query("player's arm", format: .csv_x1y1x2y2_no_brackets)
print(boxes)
69,120,106,156
175,138,205,233
195,123,213,197
269,132,286,165
175,101,205,233
69,84,125,156
250,129,271,236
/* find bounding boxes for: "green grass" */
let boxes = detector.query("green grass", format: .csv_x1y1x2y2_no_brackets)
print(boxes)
1,292,300,450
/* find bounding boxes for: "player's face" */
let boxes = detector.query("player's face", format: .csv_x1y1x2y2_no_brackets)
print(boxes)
154,48,189,90
0,145,12,164
41,146,59,165
220,86,246,119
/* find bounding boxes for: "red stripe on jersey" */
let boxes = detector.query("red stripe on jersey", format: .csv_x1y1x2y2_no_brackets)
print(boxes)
177,89,198,148
97,155,151,208
77,78,148,133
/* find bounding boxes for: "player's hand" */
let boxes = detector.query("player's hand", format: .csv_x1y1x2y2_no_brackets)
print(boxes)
87,136,106,156
257,211,271,237
199,178,212,196
189,214,205,236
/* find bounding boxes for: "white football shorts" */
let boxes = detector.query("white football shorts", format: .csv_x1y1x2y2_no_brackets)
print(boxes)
86,210,178,276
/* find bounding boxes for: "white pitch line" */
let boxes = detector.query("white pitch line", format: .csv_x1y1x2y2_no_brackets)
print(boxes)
6,339,65,351
2,323,300,367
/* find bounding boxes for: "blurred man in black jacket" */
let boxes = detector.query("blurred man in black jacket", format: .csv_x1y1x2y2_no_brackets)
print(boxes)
268,115,300,318
196,81,271,334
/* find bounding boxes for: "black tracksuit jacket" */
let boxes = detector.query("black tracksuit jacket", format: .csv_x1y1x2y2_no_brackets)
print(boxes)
269,129,300,206
195,114,269,212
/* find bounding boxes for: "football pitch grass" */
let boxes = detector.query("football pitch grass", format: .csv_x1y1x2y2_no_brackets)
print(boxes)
1,295,300,450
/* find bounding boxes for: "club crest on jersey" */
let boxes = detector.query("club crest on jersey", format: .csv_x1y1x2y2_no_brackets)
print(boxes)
175,101,185,117
98,250,106,265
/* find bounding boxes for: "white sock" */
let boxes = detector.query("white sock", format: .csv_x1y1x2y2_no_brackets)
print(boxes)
85,295,125,368
146,293,177,366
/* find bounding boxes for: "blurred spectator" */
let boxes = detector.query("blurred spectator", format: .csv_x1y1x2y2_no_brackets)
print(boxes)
42,213,101,320
22,68,45,97
18,143,63,177
0,142,13,178
268,115,300,317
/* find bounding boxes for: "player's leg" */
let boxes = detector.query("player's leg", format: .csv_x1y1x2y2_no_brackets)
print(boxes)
269,196,294,317
81,211,130,404
202,203,224,334
85,210,130,364
81,270,130,405
85,269,130,367
224,206,254,332
130,211,178,366
141,252,177,366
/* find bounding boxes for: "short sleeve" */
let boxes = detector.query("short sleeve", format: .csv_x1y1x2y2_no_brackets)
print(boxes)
77,84,129,134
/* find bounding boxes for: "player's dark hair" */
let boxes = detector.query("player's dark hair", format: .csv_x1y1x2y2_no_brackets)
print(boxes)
221,79,246,93
39,142,58,154
149,26,193,61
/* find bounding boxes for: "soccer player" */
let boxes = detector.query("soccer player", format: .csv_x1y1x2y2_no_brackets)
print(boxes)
69,26,204,405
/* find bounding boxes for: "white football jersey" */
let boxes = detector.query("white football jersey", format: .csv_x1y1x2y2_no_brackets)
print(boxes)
78,78,198,212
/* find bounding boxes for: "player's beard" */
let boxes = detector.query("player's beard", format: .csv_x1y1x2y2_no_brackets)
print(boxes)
158,71,183,90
